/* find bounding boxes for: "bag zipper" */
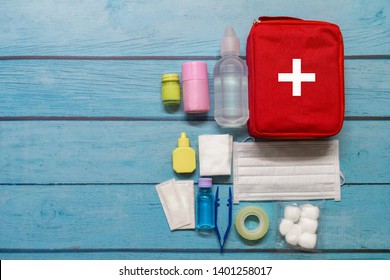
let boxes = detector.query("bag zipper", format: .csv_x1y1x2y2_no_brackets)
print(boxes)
253,16,336,27
253,16,302,25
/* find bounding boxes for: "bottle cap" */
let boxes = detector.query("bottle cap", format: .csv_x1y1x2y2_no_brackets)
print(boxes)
178,132,190,147
182,61,208,81
161,73,180,105
161,73,179,82
198,177,212,188
221,26,240,56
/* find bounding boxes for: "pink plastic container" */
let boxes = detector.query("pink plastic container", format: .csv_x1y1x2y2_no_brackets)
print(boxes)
181,61,210,113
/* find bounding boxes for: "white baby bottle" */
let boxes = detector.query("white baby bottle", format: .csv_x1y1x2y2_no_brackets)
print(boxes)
214,26,249,127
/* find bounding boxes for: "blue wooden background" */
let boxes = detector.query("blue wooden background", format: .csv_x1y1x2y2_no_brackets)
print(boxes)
0,0,389,260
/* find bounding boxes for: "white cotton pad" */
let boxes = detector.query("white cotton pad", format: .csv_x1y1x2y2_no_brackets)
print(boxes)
285,224,301,246
284,206,301,222
300,204,320,220
298,232,317,249
279,218,294,236
298,217,318,234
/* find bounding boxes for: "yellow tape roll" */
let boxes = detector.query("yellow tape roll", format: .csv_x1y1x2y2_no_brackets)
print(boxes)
235,206,270,241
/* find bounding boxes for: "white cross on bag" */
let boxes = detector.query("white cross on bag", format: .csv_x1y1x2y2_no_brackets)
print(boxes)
278,59,316,96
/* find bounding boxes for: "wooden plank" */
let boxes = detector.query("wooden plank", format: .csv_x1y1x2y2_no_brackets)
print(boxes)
0,120,389,184
0,0,388,56
0,0,388,263
0,59,389,118
1,252,389,260
0,184,389,252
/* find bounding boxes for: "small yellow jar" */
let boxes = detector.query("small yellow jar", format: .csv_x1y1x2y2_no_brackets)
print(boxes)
161,74,181,105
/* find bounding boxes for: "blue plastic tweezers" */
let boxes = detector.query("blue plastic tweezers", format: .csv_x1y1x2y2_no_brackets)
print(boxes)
214,186,233,253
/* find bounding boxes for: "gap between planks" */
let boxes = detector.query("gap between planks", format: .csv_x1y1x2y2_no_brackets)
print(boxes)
0,55,390,61
0,183,388,186
1,248,390,253
1,116,390,121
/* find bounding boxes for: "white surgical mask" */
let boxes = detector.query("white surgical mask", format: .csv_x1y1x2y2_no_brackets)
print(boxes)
233,140,342,203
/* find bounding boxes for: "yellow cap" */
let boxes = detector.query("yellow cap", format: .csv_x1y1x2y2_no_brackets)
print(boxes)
161,73,179,82
178,132,190,147
161,73,180,105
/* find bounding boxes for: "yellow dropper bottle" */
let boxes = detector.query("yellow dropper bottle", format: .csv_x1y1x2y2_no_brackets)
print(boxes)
172,132,196,173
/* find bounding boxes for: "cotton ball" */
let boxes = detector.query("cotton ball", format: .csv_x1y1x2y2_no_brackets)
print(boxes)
300,204,320,220
298,217,318,234
279,219,294,236
285,224,301,246
284,206,301,222
298,232,317,249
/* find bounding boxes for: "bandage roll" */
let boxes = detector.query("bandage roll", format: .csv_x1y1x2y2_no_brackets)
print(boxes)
300,204,320,220
235,206,269,241
284,206,301,222
298,217,318,234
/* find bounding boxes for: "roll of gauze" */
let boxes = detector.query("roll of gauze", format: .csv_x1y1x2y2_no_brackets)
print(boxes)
285,224,301,246
284,206,301,222
300,204,320,220
298,217,318,234
298,232,317,249
279,218,294,236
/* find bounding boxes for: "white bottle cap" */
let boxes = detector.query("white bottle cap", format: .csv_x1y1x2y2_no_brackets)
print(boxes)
221,26,240,56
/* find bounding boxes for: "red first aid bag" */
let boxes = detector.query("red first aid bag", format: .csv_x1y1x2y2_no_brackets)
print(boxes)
246,16,345,139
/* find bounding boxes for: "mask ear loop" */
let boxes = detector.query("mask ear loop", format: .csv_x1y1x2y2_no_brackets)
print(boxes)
242,136,255,142
340,171,346,186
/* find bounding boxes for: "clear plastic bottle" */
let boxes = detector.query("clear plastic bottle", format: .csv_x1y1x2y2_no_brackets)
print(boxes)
214,26,249,127
196,178,215,229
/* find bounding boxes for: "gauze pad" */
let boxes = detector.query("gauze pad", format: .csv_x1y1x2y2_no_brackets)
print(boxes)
175,180,195,229
233,140,341,203
199,134,233,176
156,179,191,230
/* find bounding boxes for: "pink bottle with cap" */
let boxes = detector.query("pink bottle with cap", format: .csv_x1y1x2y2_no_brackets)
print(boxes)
181,61,210,113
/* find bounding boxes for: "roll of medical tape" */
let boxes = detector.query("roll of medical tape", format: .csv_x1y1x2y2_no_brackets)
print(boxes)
235,206,270,241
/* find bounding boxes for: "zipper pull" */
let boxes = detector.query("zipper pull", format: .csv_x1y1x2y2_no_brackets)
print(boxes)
253,18,261,25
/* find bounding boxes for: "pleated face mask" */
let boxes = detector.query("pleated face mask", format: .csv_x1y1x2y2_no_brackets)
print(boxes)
233,140,342,203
